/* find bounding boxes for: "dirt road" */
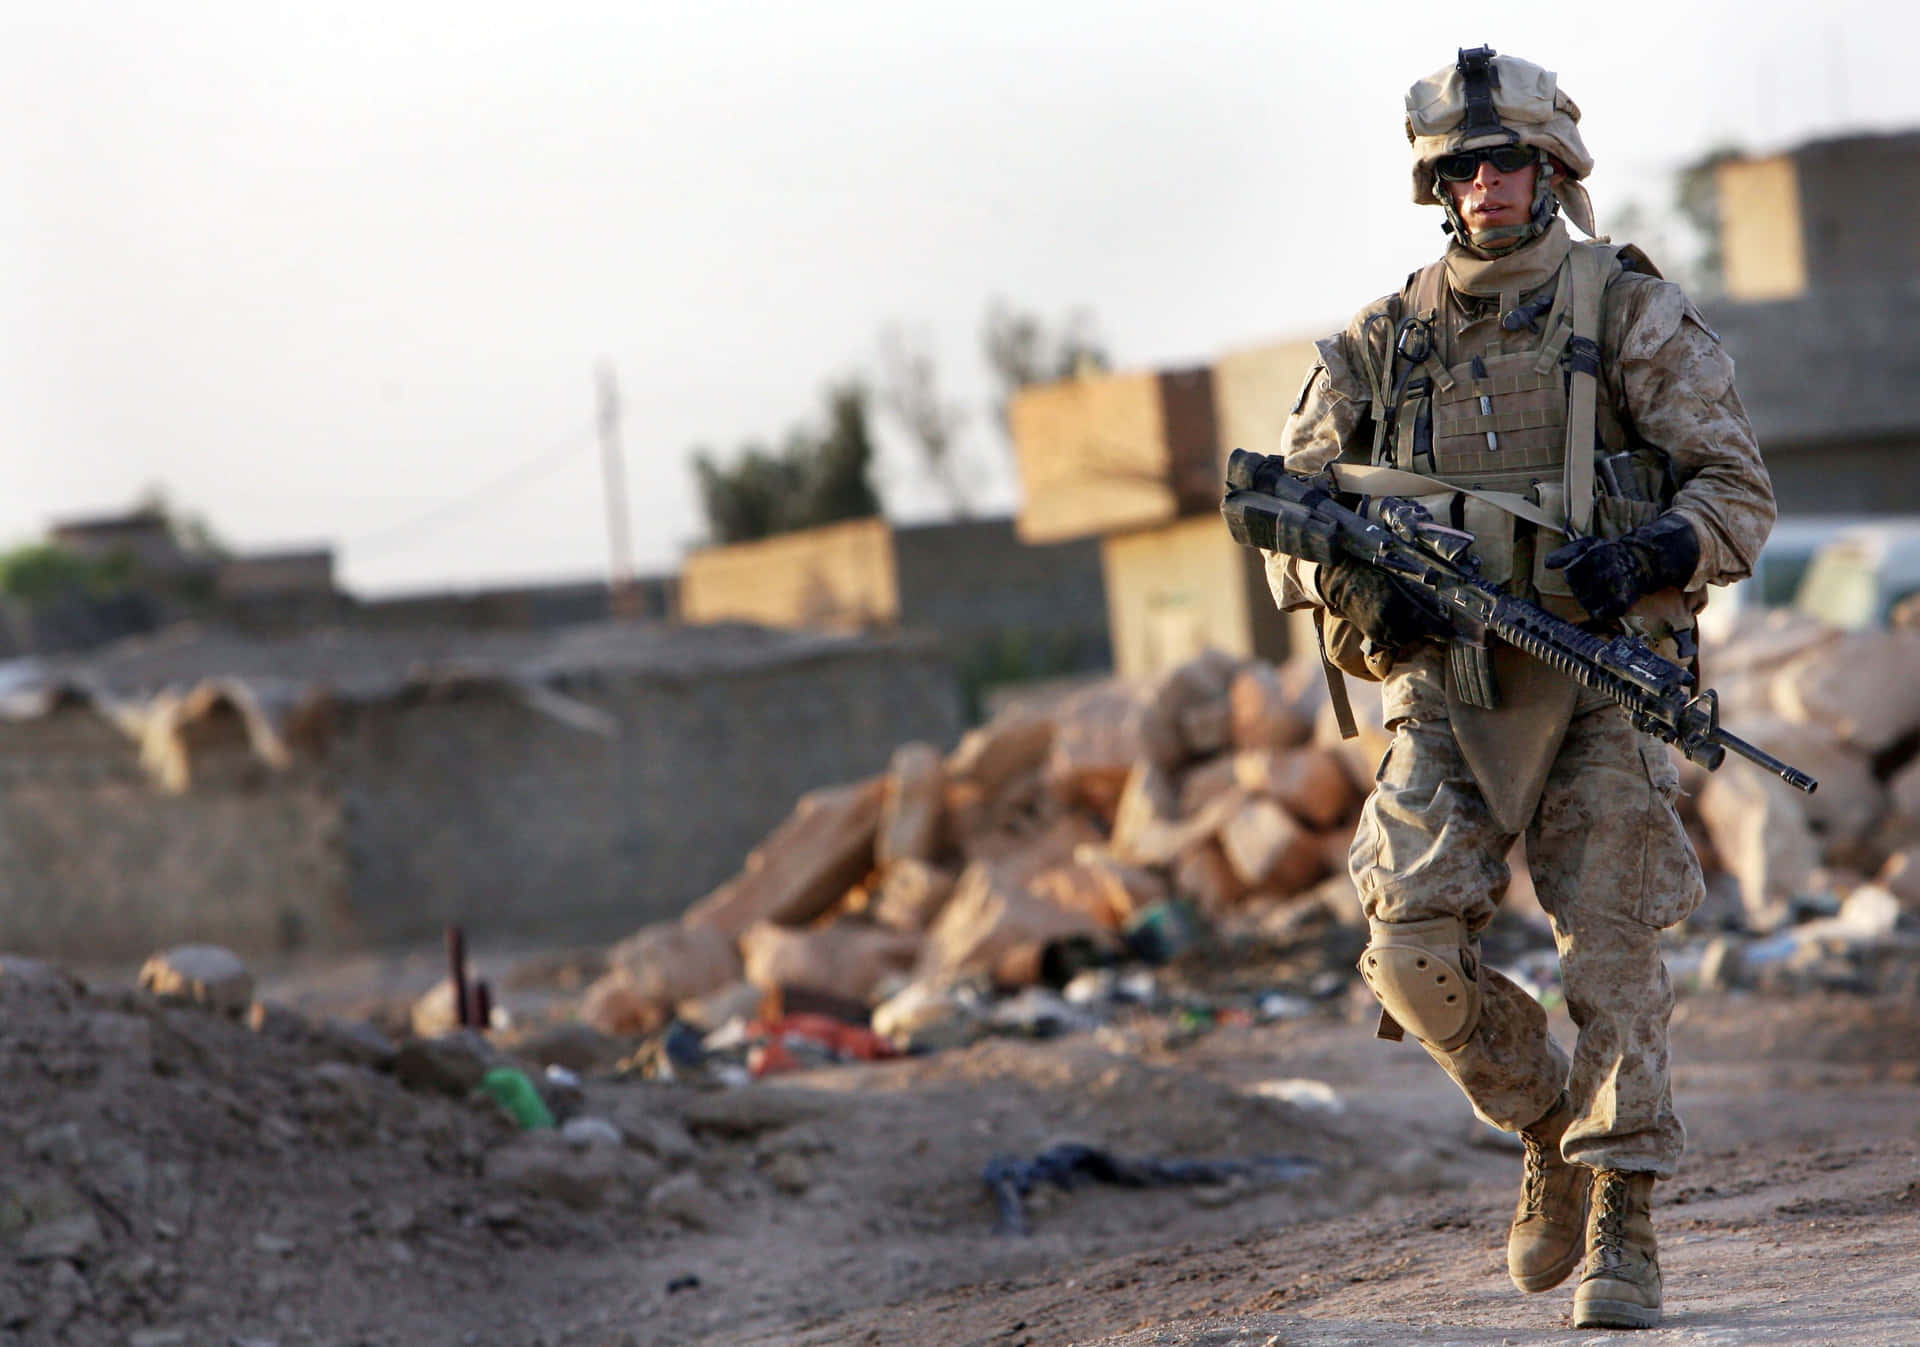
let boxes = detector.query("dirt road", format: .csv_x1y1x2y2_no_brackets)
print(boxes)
3,967,1915,1346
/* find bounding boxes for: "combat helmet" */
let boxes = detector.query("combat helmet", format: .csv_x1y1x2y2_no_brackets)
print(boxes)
1406,46,1596,250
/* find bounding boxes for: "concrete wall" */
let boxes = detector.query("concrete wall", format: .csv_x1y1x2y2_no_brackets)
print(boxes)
1100,516,1291,679
679,517,897,630
0,704,350,964
0,634,964,963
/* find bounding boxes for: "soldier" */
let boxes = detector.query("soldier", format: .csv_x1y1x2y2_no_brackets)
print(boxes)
1263,48,1775,1329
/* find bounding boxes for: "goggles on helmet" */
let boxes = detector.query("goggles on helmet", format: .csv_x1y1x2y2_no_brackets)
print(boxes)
1433,144,1538,183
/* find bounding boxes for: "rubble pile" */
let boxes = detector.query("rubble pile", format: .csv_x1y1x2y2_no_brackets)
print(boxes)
575,647,1389,1064
585,605,1920,1058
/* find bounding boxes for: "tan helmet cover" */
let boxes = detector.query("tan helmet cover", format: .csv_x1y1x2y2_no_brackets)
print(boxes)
1405,53,1597,237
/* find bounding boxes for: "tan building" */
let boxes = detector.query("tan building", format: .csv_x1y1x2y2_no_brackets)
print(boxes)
1010,343,1320,679
1717,132,1920,302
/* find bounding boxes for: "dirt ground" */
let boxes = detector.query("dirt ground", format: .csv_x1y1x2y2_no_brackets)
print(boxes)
3,953,1917,1347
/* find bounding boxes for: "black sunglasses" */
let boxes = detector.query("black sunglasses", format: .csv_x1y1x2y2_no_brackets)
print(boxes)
1434,145,1537,182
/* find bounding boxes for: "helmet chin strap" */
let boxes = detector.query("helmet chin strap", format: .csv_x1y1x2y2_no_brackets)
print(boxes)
1441,151,1562,257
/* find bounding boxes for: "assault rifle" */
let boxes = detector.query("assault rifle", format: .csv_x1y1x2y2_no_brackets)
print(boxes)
1221,449,1817,793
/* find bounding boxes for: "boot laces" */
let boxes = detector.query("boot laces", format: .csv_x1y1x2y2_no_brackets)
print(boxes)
1590,1172,1632,1272
1520,1130,1550,1214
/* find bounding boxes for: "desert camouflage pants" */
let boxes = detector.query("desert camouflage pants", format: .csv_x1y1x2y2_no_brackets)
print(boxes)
1350,653,1704,1176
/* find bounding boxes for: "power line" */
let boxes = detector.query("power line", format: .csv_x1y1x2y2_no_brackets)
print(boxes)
347,421,596,559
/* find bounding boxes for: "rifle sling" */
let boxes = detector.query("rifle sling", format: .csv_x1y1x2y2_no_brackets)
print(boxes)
1324,462,1568,536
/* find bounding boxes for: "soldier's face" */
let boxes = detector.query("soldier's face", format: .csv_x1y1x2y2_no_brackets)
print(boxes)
1444,158,1538,236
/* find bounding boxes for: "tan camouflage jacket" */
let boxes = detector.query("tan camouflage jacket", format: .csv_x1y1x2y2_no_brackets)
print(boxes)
1266,241,1776,612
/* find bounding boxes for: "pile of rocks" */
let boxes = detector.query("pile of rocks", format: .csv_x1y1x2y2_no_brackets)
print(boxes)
1675,606,1920,992
577,649,1384,1046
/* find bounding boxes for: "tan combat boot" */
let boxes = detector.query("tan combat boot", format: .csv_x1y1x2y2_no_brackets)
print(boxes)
1507,1092,1589,1293
1573,1169,1662,1329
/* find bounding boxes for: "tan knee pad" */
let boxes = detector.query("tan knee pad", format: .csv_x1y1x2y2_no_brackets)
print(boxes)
1358,915,1481,1051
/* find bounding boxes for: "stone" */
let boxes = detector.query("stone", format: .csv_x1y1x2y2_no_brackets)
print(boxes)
7,1178,104,1263
1110,762,1247,868
1696,770,1820,932
945,709,1056,798
1173,839,1249,914
876,741,944,866
1027,860,1140,929
600,922,742,1019
138,944,254,1017
1719,716,1884,847
916,863,1103,985
1229,663,1314,752
1234,747,1362,830
560,1116,624,1148
409,978,467,1038
25,1122,87,1169
1178,754,1243,817
512,1021,621,1074
0,955,70,992
737,921,922,1005
1177,700,1233,758
1044,681,1151,818
392,1029,494,1096
319,1017,398,1069
682,778,886,937
761,1151,814,1196
869,859,960,933
1771,627,1920,755
965,814,1106,889
1219,796,1327,894
870,979,982,1052
485,1132,625,1211
615,1111,699,1167
647,1172,727,1231
675,979,767,1033
579,973,665,1037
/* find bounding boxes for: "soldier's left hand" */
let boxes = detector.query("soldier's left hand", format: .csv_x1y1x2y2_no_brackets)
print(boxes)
1544,514,1699,622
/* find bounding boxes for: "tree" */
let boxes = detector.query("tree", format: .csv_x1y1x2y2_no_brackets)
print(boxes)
982,299,1110,442
1671,143,1745,298
877,323,971,518
692,380,884,545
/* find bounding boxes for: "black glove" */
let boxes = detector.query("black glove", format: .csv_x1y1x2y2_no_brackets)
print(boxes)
1318,556,1451,650
1544,513,1699,622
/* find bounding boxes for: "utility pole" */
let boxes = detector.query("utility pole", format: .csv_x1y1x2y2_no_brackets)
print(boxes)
596,361,639,619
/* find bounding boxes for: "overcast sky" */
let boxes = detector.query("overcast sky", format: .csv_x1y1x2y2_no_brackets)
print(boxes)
7,1,1917,595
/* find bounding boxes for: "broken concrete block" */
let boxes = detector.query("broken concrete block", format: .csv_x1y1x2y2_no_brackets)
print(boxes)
577,973,668,1037
1312,679,1389,796
946,710,1056,797
409,978,466,1038
605,922,742,1011
1178,700,1233,758
737,921,923,1005
1172,840,1249,915
964,814,1106,889
1110,761,1246,868
1696,770,1820,932
1722,715,1884,848
1234,747,1362,829
1219,796,1327,894
1028,861,1137,930
1178,754,1243,817
1069,845,1169,919
917,863,1103,985
681,778,884,937
1771,628,1920,755
869,858,960,933
138,945,253,1018
1229,663,1314,753
1045,681,1151,818
877,742,944,866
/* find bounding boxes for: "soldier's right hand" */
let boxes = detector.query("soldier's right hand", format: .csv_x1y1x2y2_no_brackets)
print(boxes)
1318,557,1452,650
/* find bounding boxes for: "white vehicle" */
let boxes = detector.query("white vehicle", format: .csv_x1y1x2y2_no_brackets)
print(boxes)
1696,516,1920,644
